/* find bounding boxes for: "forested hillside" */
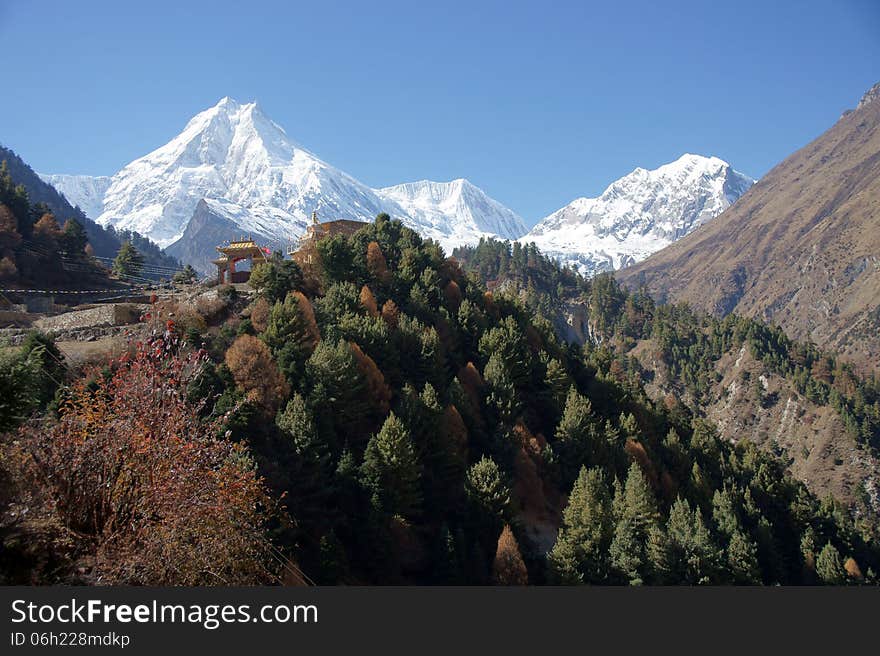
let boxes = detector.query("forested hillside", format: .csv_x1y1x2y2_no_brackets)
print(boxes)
0,145,179,273
460,239,880,507
1,216,877,585
0,160,112,289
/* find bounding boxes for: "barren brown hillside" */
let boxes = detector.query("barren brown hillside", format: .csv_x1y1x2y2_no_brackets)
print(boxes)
619,83,880,373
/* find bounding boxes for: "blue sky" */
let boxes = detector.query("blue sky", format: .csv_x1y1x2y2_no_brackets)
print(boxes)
1,0,878,225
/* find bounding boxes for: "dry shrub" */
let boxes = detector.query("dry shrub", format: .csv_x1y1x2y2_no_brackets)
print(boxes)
225,334,289,412
195,295,228,324
0,255,17,280
173,306,207,336
250,297,270,332
350,341,391,415
12,338,279,584
492,525,528,585
360,285,379,317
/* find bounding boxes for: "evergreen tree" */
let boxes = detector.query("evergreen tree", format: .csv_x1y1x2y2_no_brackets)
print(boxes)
263,291,320,385
816,542,846,585
547,466,613,584
306,340,372,448
112,240,144,278
484,352,519,425
665,497,720,584
554,386,602,486
543,357,572,417
610,463,661,584
465,456,511,549
60,218,88,255
276,393,334,525
726,529,762,584
173,264,198,284
360,412,422,518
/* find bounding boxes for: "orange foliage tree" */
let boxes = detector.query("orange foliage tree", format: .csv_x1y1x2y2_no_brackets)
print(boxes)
0,204,21,252
442,404,468,460
381,299,399,329
366,241,391,284
443,280,463,312
492,525,528,585
13,338,279,584
350,341,392,415
225,334,290,412
250,297,270,332
360,284,379,317
33,213,61,241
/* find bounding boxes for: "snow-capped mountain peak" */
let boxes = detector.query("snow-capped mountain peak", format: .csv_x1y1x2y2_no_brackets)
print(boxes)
93,97,393,248
379,178,527,253
523,154,753,275
44,97,527,268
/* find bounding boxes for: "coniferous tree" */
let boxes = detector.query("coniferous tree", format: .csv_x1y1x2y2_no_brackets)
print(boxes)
816,542,846,585
548,466,613,584
276,393,333,525
60,218,88,255
366,241,391,285
610,463,661,584
359,285,379,317
492,525,528,585
263,291,320,385
665,497,720,584
465,456,511,544
554,386,601,486
360,412,421,518
112,240,144,278
484,352,519,425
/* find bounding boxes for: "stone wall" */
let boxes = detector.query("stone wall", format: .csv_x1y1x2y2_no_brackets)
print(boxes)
34,304,145,333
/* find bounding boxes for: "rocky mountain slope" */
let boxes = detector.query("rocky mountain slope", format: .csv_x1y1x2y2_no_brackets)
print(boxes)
522,154,753,276
618,82,880,373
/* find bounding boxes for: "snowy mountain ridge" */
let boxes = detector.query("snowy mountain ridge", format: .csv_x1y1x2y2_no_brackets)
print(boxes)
522,154,754,276
40,99,752,277
40,97,527,262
